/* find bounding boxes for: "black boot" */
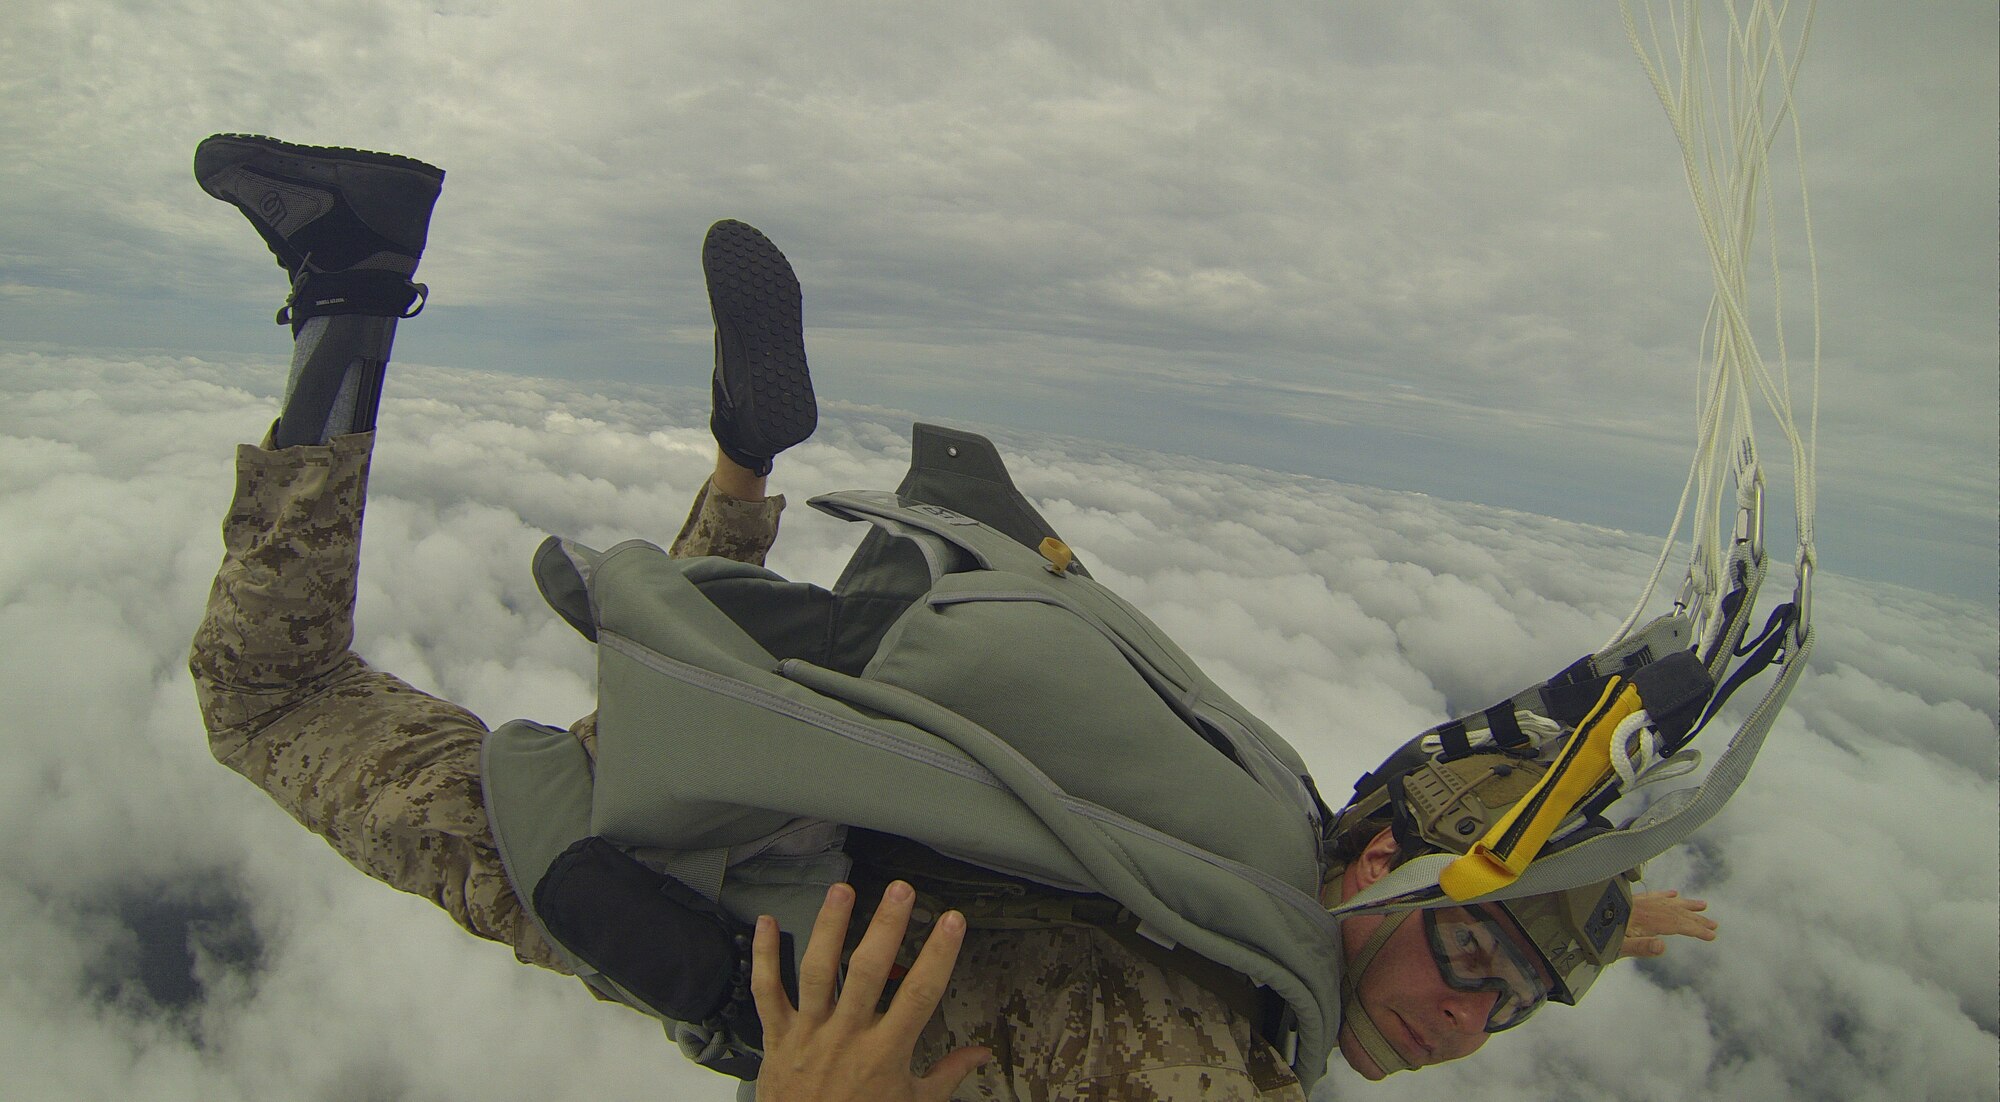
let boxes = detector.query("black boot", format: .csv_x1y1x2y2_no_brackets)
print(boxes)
703,220,816,476
196,133,443,331
195,134,444,446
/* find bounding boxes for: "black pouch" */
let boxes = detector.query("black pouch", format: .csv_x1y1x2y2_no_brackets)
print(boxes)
532,836,794,1040
1627,648,1716,748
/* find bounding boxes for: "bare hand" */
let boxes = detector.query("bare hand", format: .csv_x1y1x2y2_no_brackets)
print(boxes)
752,880,992,1102
1620,889,1719,959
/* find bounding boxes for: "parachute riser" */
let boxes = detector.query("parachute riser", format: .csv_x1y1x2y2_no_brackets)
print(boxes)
1678,441,1765,665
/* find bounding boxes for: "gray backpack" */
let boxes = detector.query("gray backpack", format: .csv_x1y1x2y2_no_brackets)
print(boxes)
481,424,1349,1086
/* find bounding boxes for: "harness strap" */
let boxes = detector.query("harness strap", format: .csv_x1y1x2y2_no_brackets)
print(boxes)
1484,704,1528,749
1687,601,1798,742
1338,912,1415,1075
1436,722,1473,759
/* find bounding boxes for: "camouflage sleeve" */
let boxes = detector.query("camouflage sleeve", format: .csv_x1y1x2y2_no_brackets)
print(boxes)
914,928,1307,1102
188,432,570,971
188,443,790,979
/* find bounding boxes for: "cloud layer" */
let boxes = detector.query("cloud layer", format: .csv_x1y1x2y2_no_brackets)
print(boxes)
1,350,1992,1100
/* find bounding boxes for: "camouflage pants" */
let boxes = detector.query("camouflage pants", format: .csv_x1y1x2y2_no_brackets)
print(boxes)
187,431,782,971
917,927,1305,1101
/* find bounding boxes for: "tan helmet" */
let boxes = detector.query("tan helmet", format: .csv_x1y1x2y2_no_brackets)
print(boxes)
1389,750,1633,1003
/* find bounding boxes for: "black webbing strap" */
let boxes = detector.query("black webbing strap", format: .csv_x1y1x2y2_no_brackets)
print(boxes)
1544,672,1618,729
1552,654,1599,686
1615,644,1656,670
1435,722,1473,759
277,270,428,334
1687,602,1798,744
1483,704,1528,749
1700,558,1757,667
1625,649,1717,749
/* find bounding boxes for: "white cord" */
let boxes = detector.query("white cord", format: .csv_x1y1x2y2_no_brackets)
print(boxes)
1416,710,1567,758
1606,0,1821,651
1609,709,1660,791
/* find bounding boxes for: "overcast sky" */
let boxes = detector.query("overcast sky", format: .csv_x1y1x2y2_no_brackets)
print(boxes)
2,1,1994,600
1,351,1993,1100
2,3,1996,1100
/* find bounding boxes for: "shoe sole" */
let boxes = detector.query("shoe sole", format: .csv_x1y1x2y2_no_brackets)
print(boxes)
195,134,444,270
195,134,444,192
704,220,816,456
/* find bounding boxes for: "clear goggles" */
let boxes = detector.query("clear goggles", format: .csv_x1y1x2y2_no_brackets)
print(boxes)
1421,905,1557,1032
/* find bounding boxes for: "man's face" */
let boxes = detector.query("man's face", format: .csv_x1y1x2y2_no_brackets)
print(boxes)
1327,827,1564,1078
1335,907,1502,1080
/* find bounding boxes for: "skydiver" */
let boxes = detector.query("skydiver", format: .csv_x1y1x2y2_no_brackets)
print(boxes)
187,134,1716,1101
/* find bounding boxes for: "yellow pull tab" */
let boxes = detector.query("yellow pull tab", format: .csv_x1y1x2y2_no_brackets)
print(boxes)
1439,679,1641,900
1038,537,1075,575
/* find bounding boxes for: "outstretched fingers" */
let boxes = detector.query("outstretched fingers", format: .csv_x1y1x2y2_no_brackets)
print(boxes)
798,883,858,1017
833,880,917,1023
883,907,968,1042
750,913,798,1042
1621,889,1720,959
896,909,988,1102
749,882,988,1102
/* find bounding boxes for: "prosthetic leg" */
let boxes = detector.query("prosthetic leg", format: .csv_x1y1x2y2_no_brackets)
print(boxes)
194,134,443,445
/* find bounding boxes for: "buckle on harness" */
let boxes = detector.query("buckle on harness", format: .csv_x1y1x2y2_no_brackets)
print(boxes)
1734,473,1765,562
1793,554,1814,646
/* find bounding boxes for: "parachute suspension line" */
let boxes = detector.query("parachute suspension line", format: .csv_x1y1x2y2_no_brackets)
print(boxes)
1392,0,1827,918
1607,0,1821,655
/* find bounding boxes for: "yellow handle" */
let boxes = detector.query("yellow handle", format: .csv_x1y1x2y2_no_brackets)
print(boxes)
1439,679,1642,900
1039,537,1076,575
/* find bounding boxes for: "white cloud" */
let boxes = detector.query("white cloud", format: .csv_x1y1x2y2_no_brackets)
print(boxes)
2,349,1992,1101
